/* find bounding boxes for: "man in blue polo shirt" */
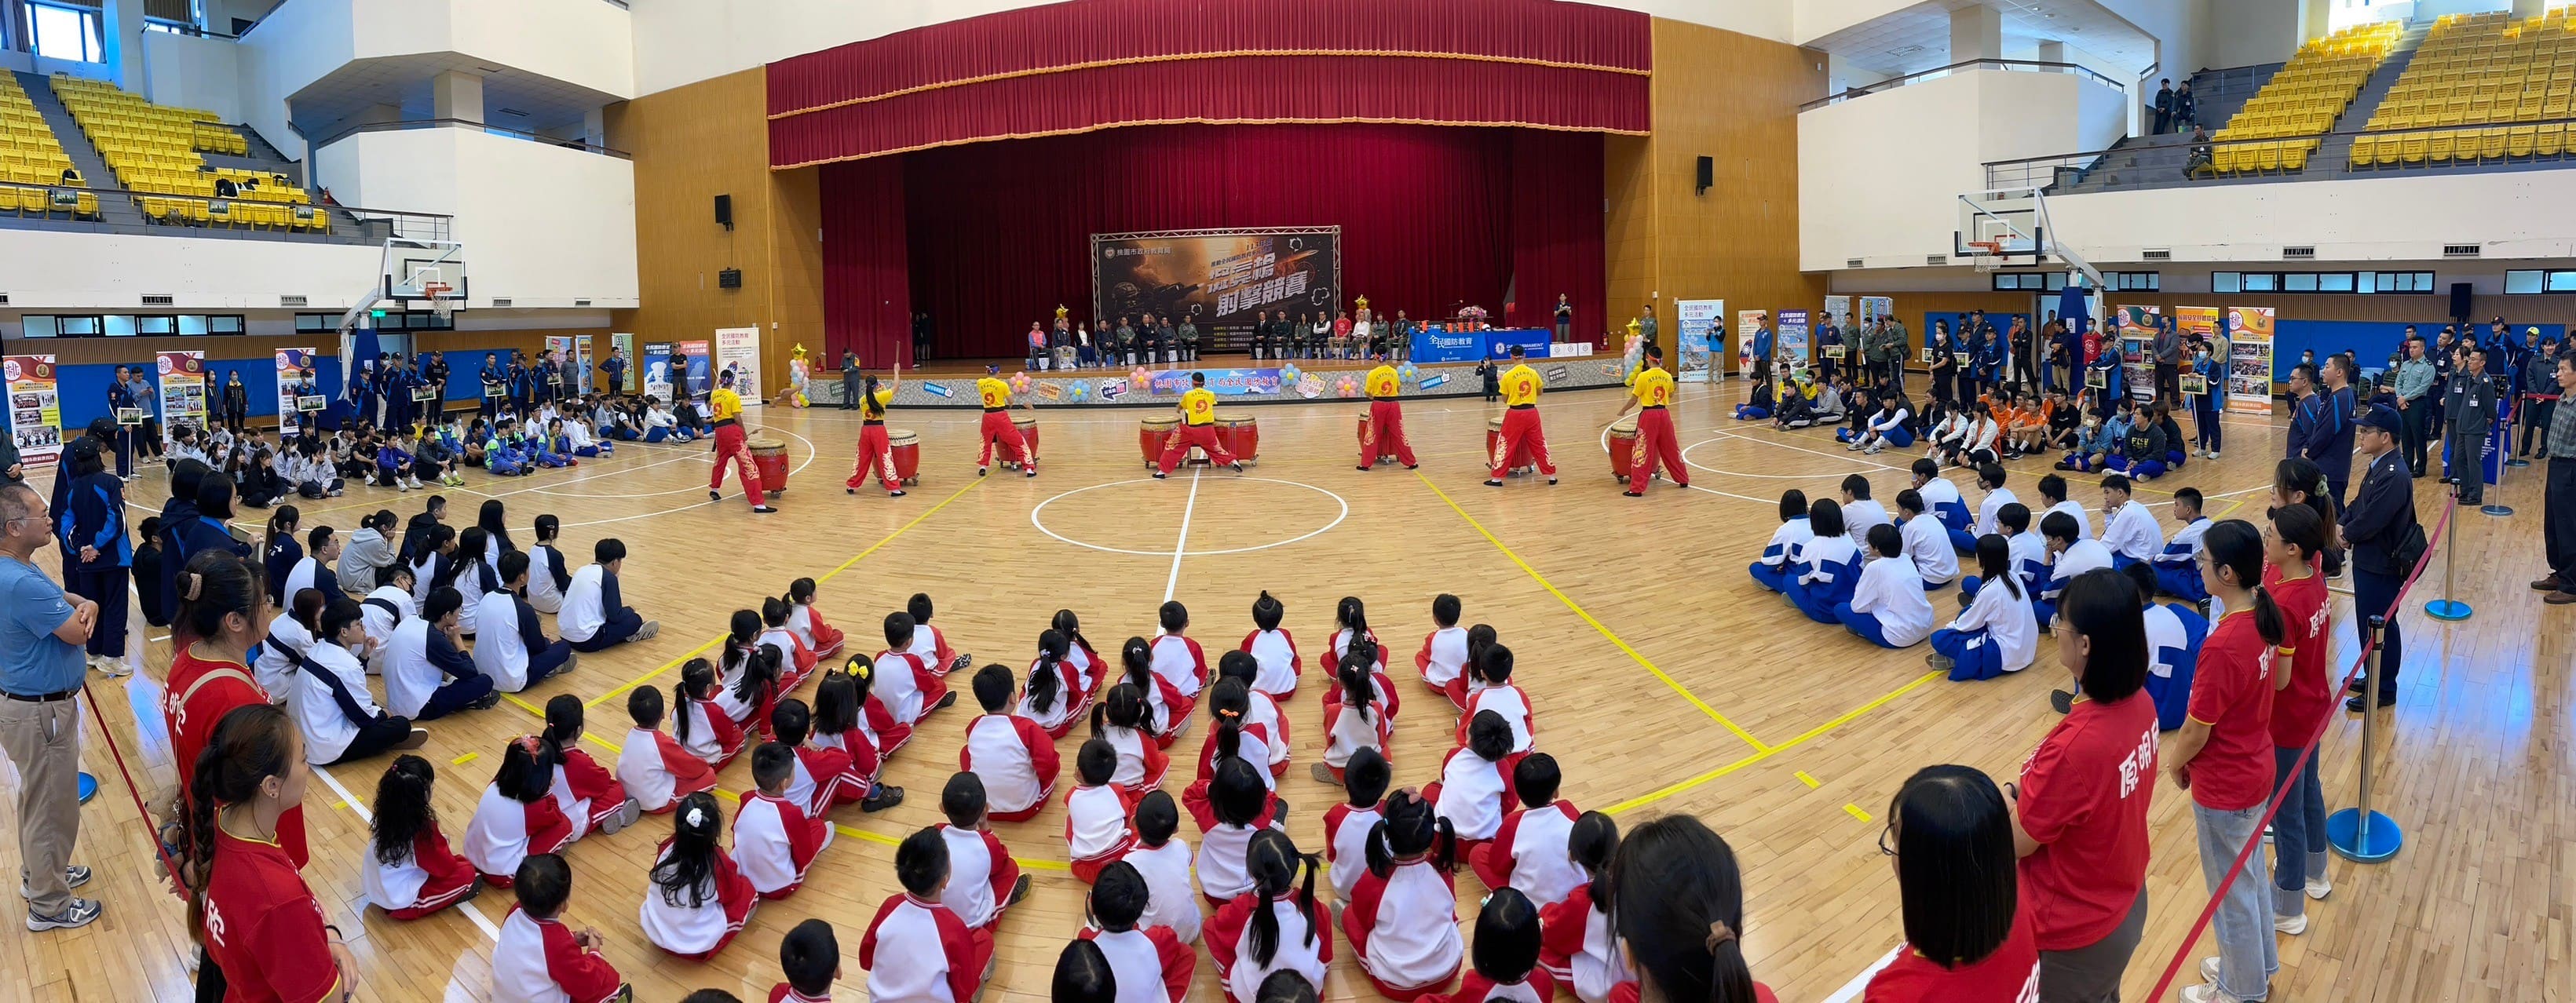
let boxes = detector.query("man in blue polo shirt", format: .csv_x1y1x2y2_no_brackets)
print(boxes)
0,482,100,930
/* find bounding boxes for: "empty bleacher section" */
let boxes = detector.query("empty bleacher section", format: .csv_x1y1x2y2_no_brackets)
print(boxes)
2206,21,2401,174
2352,10,2576,168
48,74,330,232
0,74,97,219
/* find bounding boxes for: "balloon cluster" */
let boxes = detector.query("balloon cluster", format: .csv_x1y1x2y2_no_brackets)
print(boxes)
1280,363,1304,385
1398,362,1420,383
1333,374,1360,397
1130,366,1153,388
1068,382,1091,403
1010,371,1034,393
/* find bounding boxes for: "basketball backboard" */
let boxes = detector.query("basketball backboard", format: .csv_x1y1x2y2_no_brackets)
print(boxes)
385,243,469,313
1955,188,2042,264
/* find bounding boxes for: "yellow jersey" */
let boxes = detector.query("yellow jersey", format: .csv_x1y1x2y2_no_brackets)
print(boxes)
862,386,893,420
1180,388,1218,425
977,377,1014,410
1366,364,1401,399
709,387,742,422
1629,367,1675,407
1500,363,1543,407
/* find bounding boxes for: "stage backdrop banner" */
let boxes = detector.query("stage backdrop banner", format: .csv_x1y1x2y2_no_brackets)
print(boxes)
2225,306,2276,415
1413,326,1483,363
156,351,207,439
275,349,316,435
1093,228,1340,341
1148,368,1283,396
1485,327,1552,361
643,341,675,401
1778,309,1811,367
5,356,63,467
2114,305,2161,402
1676,298,1723,381
714,328,762,403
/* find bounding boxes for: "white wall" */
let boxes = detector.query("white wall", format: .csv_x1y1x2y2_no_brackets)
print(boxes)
1792,0,1927,46
142,32,245,122
1800,68,2131,269
315,126,638,308
2046,170,2576,262
0,230,382,310
0,50,119,81
2197,0,2300,71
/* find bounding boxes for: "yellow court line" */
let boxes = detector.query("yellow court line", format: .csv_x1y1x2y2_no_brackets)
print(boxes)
1600,669,1942,815
1412,470,1772,753
581,476,988,709
1794,771,1820,789
1844,804,1873,822
451,752,480,766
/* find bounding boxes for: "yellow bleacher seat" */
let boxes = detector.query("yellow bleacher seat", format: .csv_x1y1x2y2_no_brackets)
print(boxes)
2510,125,2536,156
2479,126,2508,158
2259,143,2283,172
2542,122,2567,155
2430,130,2456,161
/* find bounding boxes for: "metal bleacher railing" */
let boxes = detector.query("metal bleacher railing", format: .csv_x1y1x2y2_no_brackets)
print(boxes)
0,176,452,243
1799,58,2128,111
1982,112,2576,192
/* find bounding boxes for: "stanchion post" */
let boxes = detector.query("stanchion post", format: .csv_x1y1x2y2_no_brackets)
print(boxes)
2483,421,2516,517
2426,495,2473,621
2327,615,2405,863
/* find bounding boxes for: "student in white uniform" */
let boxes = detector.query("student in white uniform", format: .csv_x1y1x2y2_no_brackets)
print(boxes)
360,753,480,920
449,527,500,636
1954,463,2019,553
559,538,658,652
1841,397,1915,455
614,687,718,814
1074,863,1198,1003
1149,601,1210,702
524,515,571,615
254,589,322,698
1747,491,1815,595
1415,593,1471,698
1238,591,1302,696
2152,487,2214,602
1342,790,1466,998
292,597,426,764
357,565,417,676
1454,646,1534,754
1320,640,1398,784
1467,753,1585,909
875,613,955,727
1834,524,1937,649
283,526,347,609
474,550,577,692
464,738,576,885
2098,473,2165,567
1911,458,1971,534
934,772,1032,931
1894,490,1960,589
1431,712,1521,855
2036,472,2092,539
1206,827,1328,1002
1452,889,1553,1003
1187,757,1284,907
384,587,500,720
1927,534,2041,681
959,666,1062,822
2032,509,2115,628
1324,749,1392,902
1064,740,1139,884
1022,628,1093,741
636,792,758,961
1124,792,1200,945
487,855,627,1003
1837,474,1891,549
1536,813,1632,1003
733,743,832,900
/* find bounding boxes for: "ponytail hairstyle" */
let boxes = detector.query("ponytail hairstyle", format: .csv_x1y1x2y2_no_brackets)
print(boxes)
1051,939,1117,1003
1365,788,1456,878
1158,600,1189,635
760,596,790,629
532,514,559,545
786,577,818,607
181,703,299,944
649,790,724,907
723,608,762,670
812,668,860,738
2267,501,2327,565
1334,595,1367,638
263,504,301,556
173,549,265,651
1607,815,1761,1003
542,694,586,752
370,753,437,869
1887,764,2018,969
733,644,784,709
1241,827,1321,968
1050,609,1091,655
1975,534,2022,601
672,658,717,744
1251,590,1284,632
1208,756,1270,829
1471,888,1544,985
1092,682,1156,737
491,735,557,804
2202,519,2288,647
1028,629,1069,714
1336,650,1376,726
1208,677,1252,764
2271,457,2339,529
1464,625,1498,682
1118,636,1155,696
1569,811,1621,913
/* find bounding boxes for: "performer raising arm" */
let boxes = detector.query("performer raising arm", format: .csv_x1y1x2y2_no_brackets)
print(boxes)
846,363,905,498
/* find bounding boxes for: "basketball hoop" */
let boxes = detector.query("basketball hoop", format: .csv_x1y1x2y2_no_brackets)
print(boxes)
422,280,457,320
1968,240,2005,272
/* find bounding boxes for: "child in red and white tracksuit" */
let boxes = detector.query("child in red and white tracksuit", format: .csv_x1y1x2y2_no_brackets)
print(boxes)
1240,591,1303,696
769,917,841,1003
1075,863,1197,1002
1126,790,1201,945
735,743,833,900
615,688,720,814
1467,753,1585,908
1194,680,1279,790
489,854,627,1003
1342,790,1464,1001
784,577,844,658
902,593,971,675
1218,651,1292,779
1417,596,1471,705
1093,681,1175,793
861,828,995,1003
1149,601,1209,709
877,611,954,726
1321,637,1401,782
638,792,759,961
1023,628,1095,740
674,658,749,768
1456,644,1535,753
934,771,1029,931
541,696,641,839
1185,754,1287,906
1324,747,1393,902
1429,711,1526,863
1064,739,1140,884
759,597,820,691
774,695,899,815
958,666,1061,822
464,738,578,887
1423,888,1555,1003
1537,812,1631,1003
1205,827,1328,1003
361,755,480,920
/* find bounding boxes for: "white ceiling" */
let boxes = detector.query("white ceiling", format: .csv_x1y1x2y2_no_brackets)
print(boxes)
1811,0,2158,82
289,53,619,139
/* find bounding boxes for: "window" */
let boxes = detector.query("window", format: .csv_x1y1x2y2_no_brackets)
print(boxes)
25,2,105,64
2505,269,2576,294
104,315,137,337
207,315,244,334
2213,270,2430,294
2242,272,2277,292
136,315,175,335
21,316,59,338
1991,272,2074,292
2213,271,2242,294
177,315,209,336
2318,272,2355,293
2284,272,2319,292
2105,271,2161,291
57,315,100,336
294,313,335,333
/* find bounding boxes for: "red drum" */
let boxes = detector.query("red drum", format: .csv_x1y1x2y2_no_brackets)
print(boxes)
1358,414,1401,462
889,429,921,485
1609,415,1639,483
749,436,790,494
1141,414,1178,467
1487,416,1535,475
1215,414,1259,465
1003,415,1040,470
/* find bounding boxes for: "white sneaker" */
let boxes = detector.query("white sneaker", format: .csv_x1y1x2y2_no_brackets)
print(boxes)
2274,912,2307,935
2180,983,2249,1003
2208,450,2221,460
2305,875,2330,900
2200,957,2221,985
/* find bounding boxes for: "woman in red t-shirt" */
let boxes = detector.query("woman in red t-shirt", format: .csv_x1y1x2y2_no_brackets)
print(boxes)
2168,520,2288,1003
1865,765,2040,1002
1602,815,1779,1003
163,549,309,867
2262,505,2334,932
2007,566,2156,1001
179,702,353,1003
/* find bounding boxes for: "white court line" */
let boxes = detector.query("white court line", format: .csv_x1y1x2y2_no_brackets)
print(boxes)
1820,944,1906,1003
1163,468,1201,603
310,760,501,940
1030,478,1349,556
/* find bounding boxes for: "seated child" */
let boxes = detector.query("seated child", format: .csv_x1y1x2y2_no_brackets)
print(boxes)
542,695,641,838
1834,524,1937,649
933,771,1030,931
1238,591,1302,696
638,792,758,961
959,665,1063,822
1194,679,1280,791
1895,490,1960,589
1747,491,1814,594
1429,888,1553,1003
1205,828,1329,1003
904,593,973,675
1468,753,1586,908
674,658,749,768
1075,864,1198,1003
1342,790,1465,999
1064,739,1141,884
464,737,577,886
774,697,900,815
1216,651,1292,779
615,688,719,814
784,577,845,658
875,612,955,727
1784,500,1864,625
361,754,480,920
1185,757,1288,907
490,854,627,1003
771,919,839,1003
734,743,833,900
1416,593,1471,699
2150,488,2213,602
1023,629,1093,741
817,657,912,770
1536,813,1628,1003
1454,644,1534,754
1091,684,1173,797
1429,712,1526,861
1930,535,2042,682
1318,638,1398,785
1148,601,1211,703
1324,748,1392,902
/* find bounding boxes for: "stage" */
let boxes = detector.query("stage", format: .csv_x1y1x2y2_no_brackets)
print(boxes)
810,347,1625,409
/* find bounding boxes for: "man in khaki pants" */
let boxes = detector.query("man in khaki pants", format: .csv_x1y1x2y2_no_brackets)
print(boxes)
0,482,100,930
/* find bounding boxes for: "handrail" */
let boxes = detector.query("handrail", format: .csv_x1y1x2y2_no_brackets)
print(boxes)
1984,111,2576,188
1801,58,2126,111
0,177,453,242
303,118,630,159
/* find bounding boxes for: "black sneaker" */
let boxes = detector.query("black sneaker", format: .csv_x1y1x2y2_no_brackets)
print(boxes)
1623,491,1643,498
1483,480,1504,487
861,786,905,812
1547,477,1558,485
977,467,989,477
752,505,779,514
890,490,906,498
846,487,856,495
1153,473,1168,480
708,490,722,502
1005,874,1032,908
469,691,503,711
931,691,958,712
1231,463,1245,473
1404,464,1419,470
1026,469,1039,478
1357,465,1371,472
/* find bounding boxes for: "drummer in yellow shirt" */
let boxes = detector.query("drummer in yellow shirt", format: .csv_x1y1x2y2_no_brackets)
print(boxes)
974,364,1038,477
1357,354,1419,471
846,361,906,497
1485,345,1558,487
705,369,776,512
1154,370,1244,478
1613,346,1690,498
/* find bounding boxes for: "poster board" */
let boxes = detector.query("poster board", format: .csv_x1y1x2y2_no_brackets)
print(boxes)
155,351,206,439
642,341,674,402
1860,296,1894,329
1740,310,1777,372
275,348,316,435
5,356,63,467
1778,309,1811,369
2173,306,2226,409
1677,298,1723,382
2224,306,2276,415
1821,295,1852,340
676,339,712,403
612,334,638,392
2112,305,2161,402
714,328,761,403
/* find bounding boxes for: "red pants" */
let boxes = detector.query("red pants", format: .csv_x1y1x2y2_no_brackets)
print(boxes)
1489,408,1555,479
1628,407,1688,495
978,411,1034,470
709,424,766,506
848,424,900,491
1361,400,1418,469
1156,422,1236,475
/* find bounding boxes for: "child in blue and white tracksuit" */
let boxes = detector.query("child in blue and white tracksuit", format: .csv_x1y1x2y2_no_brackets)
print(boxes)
1951,467,2017,554
1930,534,2040,681
1748,491,1816,594
529,422,576,469
375,439,420,491
485,425,529,476
1784,501,1864,625
2150,490,2212,602
2029,512,2114,629
2128,563,2206,730
2096,476,2165,570
1833,524,1935,648
1911,459,1971,537
1958,502,2043,601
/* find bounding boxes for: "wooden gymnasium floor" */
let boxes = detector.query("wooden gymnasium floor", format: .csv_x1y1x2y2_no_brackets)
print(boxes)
3,377,2565,1003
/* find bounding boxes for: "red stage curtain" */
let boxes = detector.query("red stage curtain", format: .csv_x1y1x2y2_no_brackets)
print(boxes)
819,123,1602,362
817,155,912,367
767,0,1649,117
772,56,1645,167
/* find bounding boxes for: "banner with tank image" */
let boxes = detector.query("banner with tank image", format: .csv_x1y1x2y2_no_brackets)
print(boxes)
1092,228,1341,341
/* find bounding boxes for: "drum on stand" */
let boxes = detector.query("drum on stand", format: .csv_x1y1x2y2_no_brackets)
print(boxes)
1609,414,1640,483
748,436,790,494
1215,414,1259,465
889,429,921,485
1487,416,1536,476
1003,415,1040,469
1140,414,1178,468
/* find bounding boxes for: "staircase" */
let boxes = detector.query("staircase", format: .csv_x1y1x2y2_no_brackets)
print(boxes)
2315,20,2432,171
2177,61,2287,133
13,71,145,228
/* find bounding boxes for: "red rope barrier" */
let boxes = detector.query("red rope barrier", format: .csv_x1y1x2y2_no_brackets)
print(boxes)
2140,493,2456,1001
81,680,188,888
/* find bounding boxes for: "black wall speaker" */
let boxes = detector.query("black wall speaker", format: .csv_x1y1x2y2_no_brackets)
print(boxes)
2450,282,2472,320
714,194,733,230
1694,155,1714,195
718,268,743,290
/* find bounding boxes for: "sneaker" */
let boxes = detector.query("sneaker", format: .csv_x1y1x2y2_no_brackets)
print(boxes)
468,691,503,711
2306,875,2331,899
1547,477,1558,486
1005,874,1032,909
2179,982,2246,1003
394,728,430,751
19,866,92,899
950,654,972,673
1863,444,1884,455
1310,763,1339,784
25,897,101,932
2200,957,2221,985
1230,463,1245,473
2206,450,2220,460
752,505,778,514
2274,912,2306,935
709,490,722,502
1153,473,1168,480
636,621,661,641
1623,491,1643,498
597,798,643,836
1484,480,1504,487
978,467,990,477
931,691,958,712
846,487,857,495
1926,653,1954,672
861,785,905,812
889,490,906,498
1025,469,1038,478
1403,464,1419,470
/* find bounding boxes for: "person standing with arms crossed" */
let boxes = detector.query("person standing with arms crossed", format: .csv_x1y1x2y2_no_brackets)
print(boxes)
846,363,905,498
1357,355,1418,472
0,482,102,930
975,365,1039,478
1154,372,1243,479
705,370,776,514
1485,345,1558,487
1616,347,1689,498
